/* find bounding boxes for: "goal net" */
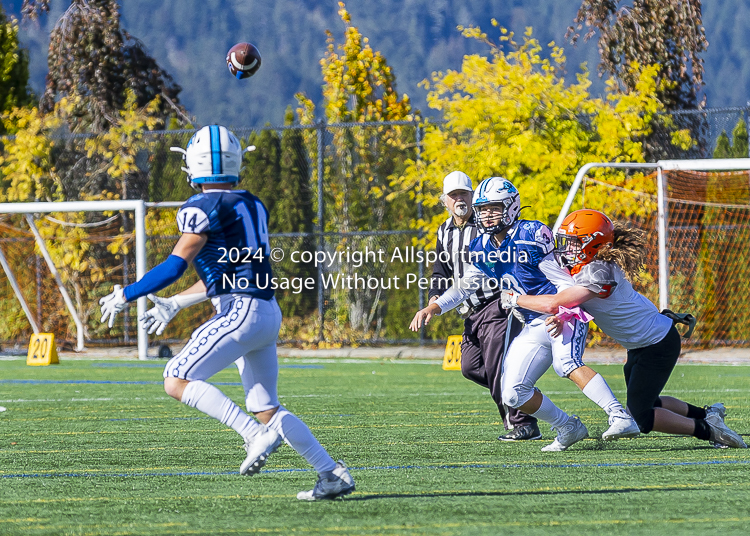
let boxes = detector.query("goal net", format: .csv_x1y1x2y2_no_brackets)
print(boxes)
0,201,217,358
575,164,750,347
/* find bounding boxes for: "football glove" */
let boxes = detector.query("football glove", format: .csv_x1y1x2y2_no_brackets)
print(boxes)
500,289,525,324
500,289,519,309
99,284,127,328
140,294,181,336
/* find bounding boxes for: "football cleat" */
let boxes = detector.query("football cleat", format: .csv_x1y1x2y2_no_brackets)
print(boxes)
297,461,355,501
498,423,542,441
705,402,726,422
602,412,641,441
705,403,729,449
240,427,282,475
706,411,747,449
541,415,588,452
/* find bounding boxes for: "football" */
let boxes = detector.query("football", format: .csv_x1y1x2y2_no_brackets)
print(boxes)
226,42,262,79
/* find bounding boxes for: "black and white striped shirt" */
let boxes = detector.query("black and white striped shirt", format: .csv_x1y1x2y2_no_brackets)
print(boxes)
428,213,500,311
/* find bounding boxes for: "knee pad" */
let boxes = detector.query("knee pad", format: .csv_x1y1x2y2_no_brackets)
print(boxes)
502,384,535,408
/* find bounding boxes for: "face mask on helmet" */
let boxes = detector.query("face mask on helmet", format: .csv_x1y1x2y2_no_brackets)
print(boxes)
554,233,585,272
170,125,254,190
472,177,521,234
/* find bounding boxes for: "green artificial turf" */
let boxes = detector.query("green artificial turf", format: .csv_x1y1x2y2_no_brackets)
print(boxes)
0,357,748,535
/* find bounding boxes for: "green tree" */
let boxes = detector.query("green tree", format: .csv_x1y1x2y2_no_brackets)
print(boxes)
714,131,732,159
0,7,32,132
568,0,708,110
242,129,281,220
274,107,316,318
731,119,748,158
713,119,749,159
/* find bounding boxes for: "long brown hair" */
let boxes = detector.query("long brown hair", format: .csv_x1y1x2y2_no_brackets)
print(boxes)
596,222,647,280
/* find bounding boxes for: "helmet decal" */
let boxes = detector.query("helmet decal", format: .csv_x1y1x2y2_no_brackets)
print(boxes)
499,180,517,194
209,125,223,175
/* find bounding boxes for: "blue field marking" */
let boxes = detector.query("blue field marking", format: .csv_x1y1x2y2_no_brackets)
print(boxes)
89,363,324,369
4,459,750,480
91,363,165,368
106,417,206,422
0,379,243,386
0,379,164,385
0,377,312,386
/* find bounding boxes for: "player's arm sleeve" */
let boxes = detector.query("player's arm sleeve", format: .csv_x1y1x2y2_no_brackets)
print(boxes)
539,254,576,291
576,261,618,298
434,264,488,314
429,239,453,300
123,255,188,302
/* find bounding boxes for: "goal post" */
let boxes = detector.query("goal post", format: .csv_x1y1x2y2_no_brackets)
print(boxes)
0,200,149,359
556,158,750,336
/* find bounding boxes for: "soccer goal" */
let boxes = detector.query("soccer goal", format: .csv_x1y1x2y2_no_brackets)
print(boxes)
556,158,750,347
0,200,149,359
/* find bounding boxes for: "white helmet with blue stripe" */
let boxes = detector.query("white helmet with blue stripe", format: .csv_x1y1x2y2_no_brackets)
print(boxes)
171,125,253,190
472,177,521,234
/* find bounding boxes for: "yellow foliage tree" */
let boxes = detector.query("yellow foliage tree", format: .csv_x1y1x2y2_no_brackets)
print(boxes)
295,1,416,234
0,92,163,340
294,2,419,340
397,24,691,240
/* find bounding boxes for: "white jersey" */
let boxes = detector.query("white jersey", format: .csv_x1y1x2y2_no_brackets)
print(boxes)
575,261,672,350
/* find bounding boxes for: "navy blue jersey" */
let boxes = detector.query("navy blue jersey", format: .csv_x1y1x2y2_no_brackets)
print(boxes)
177,189,274,299
469,220,558,322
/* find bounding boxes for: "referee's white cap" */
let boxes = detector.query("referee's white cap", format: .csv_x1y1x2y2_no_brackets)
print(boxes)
442,171,473,195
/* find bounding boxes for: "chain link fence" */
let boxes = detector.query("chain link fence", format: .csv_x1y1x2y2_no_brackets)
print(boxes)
1,108,749,349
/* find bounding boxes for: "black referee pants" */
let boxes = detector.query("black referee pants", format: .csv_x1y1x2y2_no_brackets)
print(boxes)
460,299,537,429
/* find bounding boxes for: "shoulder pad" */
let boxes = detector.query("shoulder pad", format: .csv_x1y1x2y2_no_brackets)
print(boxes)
177,206,210,234
575,261,617,298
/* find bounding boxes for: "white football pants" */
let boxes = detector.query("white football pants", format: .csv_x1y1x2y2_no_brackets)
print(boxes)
501,317,588,408
164,294,282,413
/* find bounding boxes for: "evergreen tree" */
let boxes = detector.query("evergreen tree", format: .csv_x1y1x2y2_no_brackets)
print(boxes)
277,108,314,235
713,131,732,159
731,119,748,158
713,119,749,159
242,129,281,220
0,7,33,133
274,107,316,316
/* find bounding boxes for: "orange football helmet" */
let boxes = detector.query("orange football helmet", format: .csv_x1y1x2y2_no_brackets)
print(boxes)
554,209,614,274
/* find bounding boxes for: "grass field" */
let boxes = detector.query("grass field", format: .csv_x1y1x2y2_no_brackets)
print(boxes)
1,356,749,535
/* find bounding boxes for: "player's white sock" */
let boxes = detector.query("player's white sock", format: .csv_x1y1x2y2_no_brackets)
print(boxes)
181,380,261,441
581,373,626,416
266,406,337,474
531,394,569,428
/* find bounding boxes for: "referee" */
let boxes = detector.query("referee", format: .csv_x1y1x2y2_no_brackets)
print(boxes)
429,171,541,441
